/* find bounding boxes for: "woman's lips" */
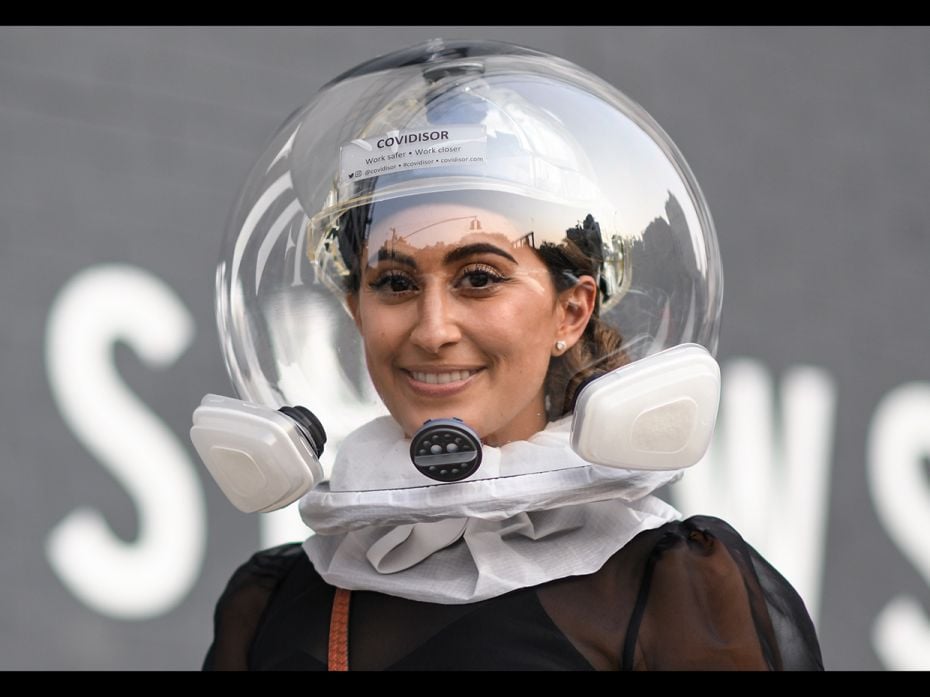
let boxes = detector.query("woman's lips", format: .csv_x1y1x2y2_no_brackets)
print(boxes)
403,368,483,396
410,369,478,384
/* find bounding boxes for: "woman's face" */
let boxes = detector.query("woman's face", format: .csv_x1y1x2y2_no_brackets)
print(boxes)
348,200,595,446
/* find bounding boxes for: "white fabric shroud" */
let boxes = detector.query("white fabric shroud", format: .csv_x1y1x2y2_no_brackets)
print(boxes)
300,416,684,604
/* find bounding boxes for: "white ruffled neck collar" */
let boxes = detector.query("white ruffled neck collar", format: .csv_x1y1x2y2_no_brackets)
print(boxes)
300,416,683,604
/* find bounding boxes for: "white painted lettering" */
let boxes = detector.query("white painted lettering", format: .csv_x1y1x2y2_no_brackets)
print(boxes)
44,264,205,619
868,382,930,669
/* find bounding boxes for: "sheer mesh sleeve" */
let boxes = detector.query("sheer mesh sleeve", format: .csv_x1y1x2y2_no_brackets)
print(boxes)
621,515,824,671
202,543,305,671
201,516,824,671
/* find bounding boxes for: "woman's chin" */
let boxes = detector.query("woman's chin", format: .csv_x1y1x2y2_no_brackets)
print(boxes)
395,412,547,449
392,407,489,445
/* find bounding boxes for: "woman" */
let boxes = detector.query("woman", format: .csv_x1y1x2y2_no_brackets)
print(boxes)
196,39,823,670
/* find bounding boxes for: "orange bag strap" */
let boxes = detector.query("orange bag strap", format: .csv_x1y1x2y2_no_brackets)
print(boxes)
328,587,352,671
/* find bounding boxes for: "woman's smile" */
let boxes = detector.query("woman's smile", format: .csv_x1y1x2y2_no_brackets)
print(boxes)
404,367,484,389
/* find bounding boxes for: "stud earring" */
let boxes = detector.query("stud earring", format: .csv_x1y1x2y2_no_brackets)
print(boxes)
555,340,567,352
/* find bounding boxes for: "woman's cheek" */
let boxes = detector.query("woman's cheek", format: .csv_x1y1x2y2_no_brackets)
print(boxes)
363,308,402,351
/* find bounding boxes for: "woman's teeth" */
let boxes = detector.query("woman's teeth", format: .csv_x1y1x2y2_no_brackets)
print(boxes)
411,370,476,385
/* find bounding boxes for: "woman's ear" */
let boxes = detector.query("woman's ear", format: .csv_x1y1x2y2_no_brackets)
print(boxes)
346,293,362,330
555,276,597,352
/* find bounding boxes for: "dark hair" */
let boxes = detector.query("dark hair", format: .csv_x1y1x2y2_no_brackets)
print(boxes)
334,203,628,421
536,214,629,419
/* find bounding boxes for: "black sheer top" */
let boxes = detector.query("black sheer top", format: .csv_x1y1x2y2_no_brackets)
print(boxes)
203,515,823,671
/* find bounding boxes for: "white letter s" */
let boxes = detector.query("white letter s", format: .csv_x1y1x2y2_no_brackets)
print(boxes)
45,264,205,619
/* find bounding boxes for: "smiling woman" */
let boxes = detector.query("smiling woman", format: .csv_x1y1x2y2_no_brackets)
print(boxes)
197,38,823,670
346,195,599,447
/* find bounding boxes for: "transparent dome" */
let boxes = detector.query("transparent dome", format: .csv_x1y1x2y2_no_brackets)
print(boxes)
216,38,722,453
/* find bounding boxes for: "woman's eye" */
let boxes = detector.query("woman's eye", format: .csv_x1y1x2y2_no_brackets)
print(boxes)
458,265,507,290
370,271,417,294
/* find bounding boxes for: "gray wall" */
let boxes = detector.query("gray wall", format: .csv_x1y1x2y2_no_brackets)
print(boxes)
2,27,929,670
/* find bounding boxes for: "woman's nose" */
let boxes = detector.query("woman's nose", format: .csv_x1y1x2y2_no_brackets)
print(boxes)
409,284,462,354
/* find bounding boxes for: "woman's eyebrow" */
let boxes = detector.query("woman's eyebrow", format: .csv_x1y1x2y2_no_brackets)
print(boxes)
375,247,417,268
443,243,518,265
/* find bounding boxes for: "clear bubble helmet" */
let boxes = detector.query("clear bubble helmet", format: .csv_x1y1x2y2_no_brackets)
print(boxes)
215,39,723,478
